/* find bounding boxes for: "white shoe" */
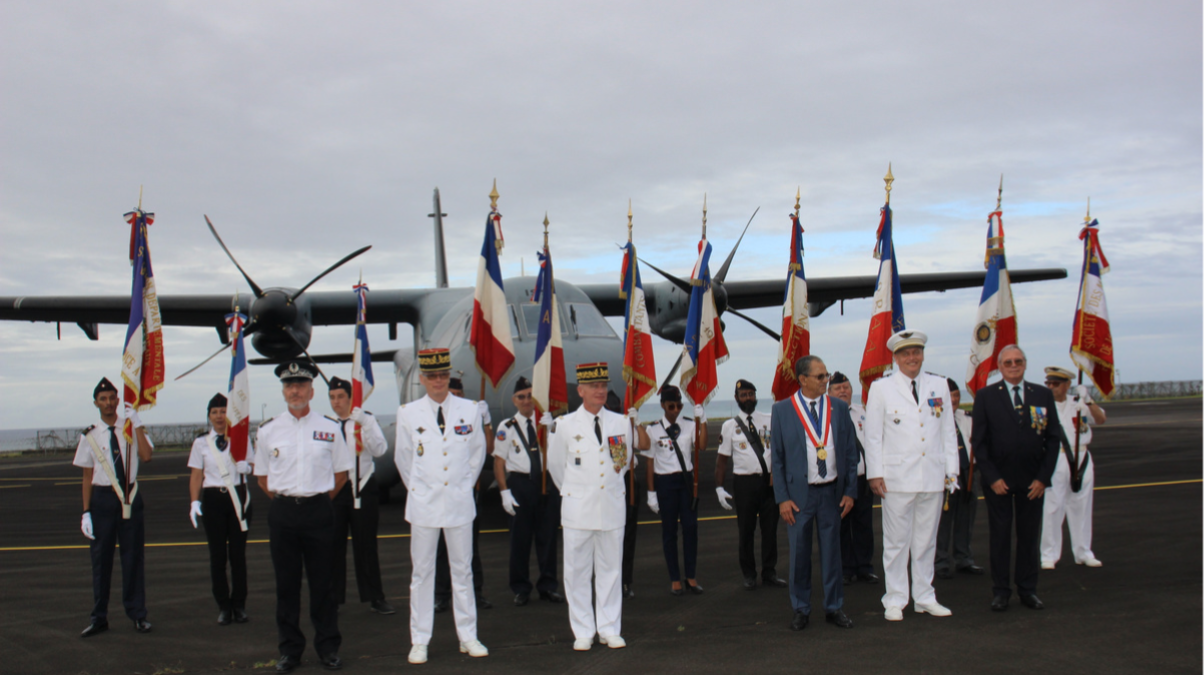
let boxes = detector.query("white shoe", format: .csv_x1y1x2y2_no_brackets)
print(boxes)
915,602,952,617
573,638,593,651
1078,558,1103,568
599,635,626,649
884,607,904,622
1041,560,1056,570
459,639,489,658
408,645,428,664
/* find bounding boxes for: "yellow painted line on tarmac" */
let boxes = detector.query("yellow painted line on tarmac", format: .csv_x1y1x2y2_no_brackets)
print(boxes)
1,478,1199,553
1101,418,1202,429
0,484,31,489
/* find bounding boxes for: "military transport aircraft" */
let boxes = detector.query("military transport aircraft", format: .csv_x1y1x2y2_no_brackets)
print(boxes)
0,189,1065,497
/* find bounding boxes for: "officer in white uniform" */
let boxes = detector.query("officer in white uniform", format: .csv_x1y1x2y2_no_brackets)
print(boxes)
394,348,489,665
75,377,154,638
187,393,254,625
495,376,565,606
1041,366,1107,569
326,377,395,615
829,372,880,585
864,330,959,622
714,379,785,590
254,360,353,674
548,362,647,652
643,385,707,595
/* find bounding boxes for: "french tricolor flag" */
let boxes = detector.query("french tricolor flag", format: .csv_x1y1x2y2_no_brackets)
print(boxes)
531,248,567,417
121,207,165,471
1070,218,1115,397
351,282,375,413
771,212,811,402
469,210,515,388
965,210,1017,395
620,240,656,410
857,203,905,403
680,237,729,406
225,310,251,462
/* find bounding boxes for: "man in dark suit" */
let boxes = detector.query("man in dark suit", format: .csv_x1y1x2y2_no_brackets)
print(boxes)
971,345,1060,612
771,355,858,632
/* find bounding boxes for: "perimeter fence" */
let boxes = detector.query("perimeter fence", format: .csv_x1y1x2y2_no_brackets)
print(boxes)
1,422,264,455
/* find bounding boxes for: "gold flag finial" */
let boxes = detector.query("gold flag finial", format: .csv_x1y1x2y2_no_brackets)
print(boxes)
793,186,801,219
701,193,708,239
627,199,633,243
543,212,550,248
1084,197,1092,224
996,174,1004,211
137,185,144,211
884,164,894,205
489,179,499,211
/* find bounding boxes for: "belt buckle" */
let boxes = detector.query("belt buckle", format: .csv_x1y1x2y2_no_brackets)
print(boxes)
218,487,228,494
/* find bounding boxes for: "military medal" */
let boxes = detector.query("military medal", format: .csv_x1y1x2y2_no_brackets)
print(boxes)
816,447,827,461
272,448,279,458
607,434,628,473
790,393,832,465
416,442,424,457
927,396,944,418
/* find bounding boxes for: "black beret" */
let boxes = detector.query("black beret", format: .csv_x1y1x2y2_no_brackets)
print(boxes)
514,376,532,393
735,379,757,393
659,385,682,403
328,376,352,395
208,393,228,411
946,377,960,392
449,377,464,391
829,371,850,385
93,377,118,399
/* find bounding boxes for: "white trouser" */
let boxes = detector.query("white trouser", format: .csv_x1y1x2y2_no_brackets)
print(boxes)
1042,452,1095,564
880,490,943,610
562,526,624,641
409,522,476,645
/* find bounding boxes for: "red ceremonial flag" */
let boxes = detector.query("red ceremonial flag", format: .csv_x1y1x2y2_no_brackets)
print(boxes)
620,237,656,410
1070,217,1115,397
771,209,810,401
857,201,905,403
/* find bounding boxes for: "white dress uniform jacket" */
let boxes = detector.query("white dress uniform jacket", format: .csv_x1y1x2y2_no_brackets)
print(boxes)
642,418,697,474
254,411,353,496
717,411,772,476
394,394,487,529
864,370,959,492
547,407,634,531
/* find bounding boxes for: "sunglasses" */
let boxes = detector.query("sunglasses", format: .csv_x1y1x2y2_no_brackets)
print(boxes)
1000,359,1026,367
806,372,830,381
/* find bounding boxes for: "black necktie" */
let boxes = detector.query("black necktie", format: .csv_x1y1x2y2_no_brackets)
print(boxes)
911,380,919,404
525,418,541,476
108,426,126,486
666,423,680,440
808,402,827,478
594,416,602,443
216,435,228,451
437,406,446,434
1012,385,1023,410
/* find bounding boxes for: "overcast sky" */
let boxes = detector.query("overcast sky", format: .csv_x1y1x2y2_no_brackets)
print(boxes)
2,1,1200,430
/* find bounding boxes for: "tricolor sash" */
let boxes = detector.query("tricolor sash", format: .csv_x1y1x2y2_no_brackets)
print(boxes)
790,393,832,461
85,433,138,520
206,434,249,532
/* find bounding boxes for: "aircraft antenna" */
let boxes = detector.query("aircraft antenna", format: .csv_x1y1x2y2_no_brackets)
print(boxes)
430,188,449,289
884,163,894,205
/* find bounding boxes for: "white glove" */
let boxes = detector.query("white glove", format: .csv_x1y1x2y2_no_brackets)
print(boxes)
477,400,492,425
647,492,660,514
81,512,95,540
693,405,706,424
349,407,367,425
500,489,519,516
123,403,144,429
236,460,252,475
715,487,734,511
626,407,639,423
1075,384,1091,402
189,500,203,528
539,415,556,432
946,475,959,494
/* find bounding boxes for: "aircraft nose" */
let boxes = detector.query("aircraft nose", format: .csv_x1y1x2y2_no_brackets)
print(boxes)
252,290,297,327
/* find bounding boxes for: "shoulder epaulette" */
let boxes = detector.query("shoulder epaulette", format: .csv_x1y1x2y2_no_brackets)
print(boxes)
650,420,663,427
324,415,340,424
683,416,694,422
364,410,374,416
504,418,518,429
196,431,208,439
260,416,276,426
82,424,96,434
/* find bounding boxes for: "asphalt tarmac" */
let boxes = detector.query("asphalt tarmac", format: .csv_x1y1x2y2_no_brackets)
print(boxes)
1,398,1200,674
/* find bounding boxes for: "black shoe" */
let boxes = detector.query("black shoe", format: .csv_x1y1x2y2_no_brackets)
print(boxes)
790,611,809,631
842,574,856,586
218,609,232,625
514,593,530,607
539,590,565,604
371,600,396,615
669,585,684,596
763,575,788,588
991,595,1009,612
958,564,985,575
476,594,492,609
622,584,635,599
80,620,109,638
232,607,249,623
433,598,450,613
857,572,880,584
320,653,343,671
825,610,854,628
936,568,954,580
743,577,758,591
685,581,704,595
276,654,299,674
1019,594,1044,610
133,619,152,633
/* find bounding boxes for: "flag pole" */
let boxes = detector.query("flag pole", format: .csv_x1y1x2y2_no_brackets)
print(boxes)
539,212,550,496
627,201,637,506
693,195,707,508
1071,199,1091,482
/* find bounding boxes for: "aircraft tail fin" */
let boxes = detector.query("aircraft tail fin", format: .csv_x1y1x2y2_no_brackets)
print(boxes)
430,188,449,288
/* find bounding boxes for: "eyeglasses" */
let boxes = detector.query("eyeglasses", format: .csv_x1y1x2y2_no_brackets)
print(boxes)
423,372,451,380
514,393,532,401
1044,380,1068,386
663,402,683,410
1000,359,1026,367
807,372,831,381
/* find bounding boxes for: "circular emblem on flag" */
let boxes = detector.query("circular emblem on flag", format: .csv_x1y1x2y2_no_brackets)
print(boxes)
974,322,993,345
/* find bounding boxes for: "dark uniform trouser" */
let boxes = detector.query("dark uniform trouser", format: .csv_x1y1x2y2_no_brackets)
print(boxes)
269,494,340,659
201,485,250,611
622,475,646,586
935,481,978,573
507,472,562,595
331,476,385,604
839,474,875,576
983,482,1043,598
436,488,483,602
655,471,699,582
89,487,147,621
733,473,779,580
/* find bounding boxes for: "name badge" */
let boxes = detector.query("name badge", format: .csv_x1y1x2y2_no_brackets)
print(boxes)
313,431,335,442
575,457,581,466
454,424,473,435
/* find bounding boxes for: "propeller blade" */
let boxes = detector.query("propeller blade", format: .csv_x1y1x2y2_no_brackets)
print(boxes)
714,206,760,284
205,215,265,298
290,245,372,301
725,307,781,340
283,326,331,386
173,343,231,381
639,258,692,294
660,351,684,390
